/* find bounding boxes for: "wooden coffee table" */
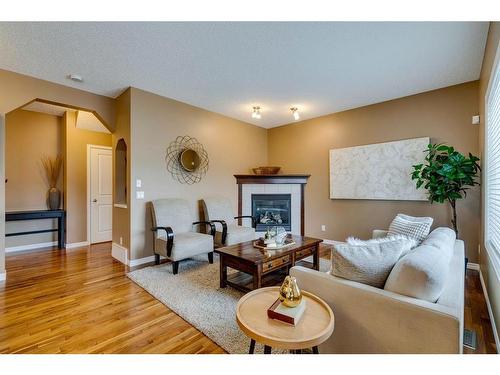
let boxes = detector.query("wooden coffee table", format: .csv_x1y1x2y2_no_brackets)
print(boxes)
215,235,322,292
236,286,335,353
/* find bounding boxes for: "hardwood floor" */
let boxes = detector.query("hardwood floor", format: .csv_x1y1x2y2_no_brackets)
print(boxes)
0,243,497,354
0,243,223,353
464,268,498,354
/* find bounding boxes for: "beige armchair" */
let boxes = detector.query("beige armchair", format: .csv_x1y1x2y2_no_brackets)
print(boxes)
151,198,215,274
202,196,256,246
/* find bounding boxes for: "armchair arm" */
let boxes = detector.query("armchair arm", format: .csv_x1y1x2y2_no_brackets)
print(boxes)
193,221,216,237
210,220,227,244
290,266,461,353
234,215,256,229
151,226,174,258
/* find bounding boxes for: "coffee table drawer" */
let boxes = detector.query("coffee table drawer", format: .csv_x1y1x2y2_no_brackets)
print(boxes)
295,247,313,260
263,255,291,274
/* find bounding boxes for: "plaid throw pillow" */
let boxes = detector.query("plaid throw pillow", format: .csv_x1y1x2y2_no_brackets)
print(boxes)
388,214,433,244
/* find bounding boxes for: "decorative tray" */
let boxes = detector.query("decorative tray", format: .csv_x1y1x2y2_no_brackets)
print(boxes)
253,238,296,250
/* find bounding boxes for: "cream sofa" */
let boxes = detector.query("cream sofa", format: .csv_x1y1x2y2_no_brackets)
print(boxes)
290,228,465,354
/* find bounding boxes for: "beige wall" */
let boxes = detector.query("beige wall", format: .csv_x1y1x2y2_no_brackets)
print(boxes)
268,81,480,262
112,89,131,250
63,111,112,244
129,88,268,260
479,22,500,346
1,115,5,274
5,110,62,247
0,69,115,131
4,108,112,248
0,69,115,274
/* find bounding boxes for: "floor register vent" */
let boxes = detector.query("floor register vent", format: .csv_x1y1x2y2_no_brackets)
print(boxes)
463,329,477,350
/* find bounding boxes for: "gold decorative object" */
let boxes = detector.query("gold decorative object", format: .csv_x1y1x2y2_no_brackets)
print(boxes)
165,135,209,184
279,276,302,307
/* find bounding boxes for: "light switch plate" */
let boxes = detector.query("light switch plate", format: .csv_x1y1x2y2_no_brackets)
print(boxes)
136,179,142,188
472,115,480,125
136,191,145,199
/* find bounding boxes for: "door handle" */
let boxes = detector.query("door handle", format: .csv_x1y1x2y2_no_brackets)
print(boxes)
92,199,98,203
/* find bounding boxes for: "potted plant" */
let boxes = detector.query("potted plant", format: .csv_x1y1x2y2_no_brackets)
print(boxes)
42,155,63,210
411,143,480,238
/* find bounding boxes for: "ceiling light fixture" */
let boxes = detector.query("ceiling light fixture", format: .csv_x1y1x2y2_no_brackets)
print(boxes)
252,106,261,119
290,107,300,121
68,74,83,83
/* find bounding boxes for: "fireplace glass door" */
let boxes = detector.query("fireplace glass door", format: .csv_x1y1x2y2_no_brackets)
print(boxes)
251,194,291,231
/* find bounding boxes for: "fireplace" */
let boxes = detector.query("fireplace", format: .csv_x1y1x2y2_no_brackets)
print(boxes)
251,194,291,232
235,174,310,235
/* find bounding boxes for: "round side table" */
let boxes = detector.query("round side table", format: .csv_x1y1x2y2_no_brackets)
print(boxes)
236,286,335,354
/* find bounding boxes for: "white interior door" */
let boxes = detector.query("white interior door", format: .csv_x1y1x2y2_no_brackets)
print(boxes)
90,146,112,243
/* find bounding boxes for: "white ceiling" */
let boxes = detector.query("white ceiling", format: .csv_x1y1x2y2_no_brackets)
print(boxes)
75,110,110,134
21,101,110,133
0,22,489,128
23,101,72,117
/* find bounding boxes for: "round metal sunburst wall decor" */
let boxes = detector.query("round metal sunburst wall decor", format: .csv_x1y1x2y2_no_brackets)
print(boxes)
165,135,209,184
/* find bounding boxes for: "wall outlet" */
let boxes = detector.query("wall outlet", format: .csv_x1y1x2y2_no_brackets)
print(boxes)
136,191,145,199
119,237,123,246
472,115,480,125
321,225,326,232
136,179,142,188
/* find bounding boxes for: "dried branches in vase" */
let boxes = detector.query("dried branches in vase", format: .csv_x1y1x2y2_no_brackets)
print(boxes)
41,155,63,210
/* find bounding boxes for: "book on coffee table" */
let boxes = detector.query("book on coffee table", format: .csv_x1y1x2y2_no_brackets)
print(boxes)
267,298,306,326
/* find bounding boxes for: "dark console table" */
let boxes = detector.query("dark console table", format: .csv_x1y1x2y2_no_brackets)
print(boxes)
5,210,66,249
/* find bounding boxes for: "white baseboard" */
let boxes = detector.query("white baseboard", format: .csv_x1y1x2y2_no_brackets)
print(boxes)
128,254,165,267
111,242,128,265
467,262,480,271
66,241,89,249
5,241,57,253
0,272,6,282
478,267,500,353
128,255,155,267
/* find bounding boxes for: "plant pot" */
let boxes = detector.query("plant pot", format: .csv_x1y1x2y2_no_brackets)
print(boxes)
48,187,61,210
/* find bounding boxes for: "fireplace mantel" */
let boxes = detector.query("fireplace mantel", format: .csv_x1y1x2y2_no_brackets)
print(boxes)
234,174,310,185
235,174,310,235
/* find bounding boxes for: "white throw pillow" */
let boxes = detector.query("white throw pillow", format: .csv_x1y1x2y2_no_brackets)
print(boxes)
388,213,433,244
384,227,456,302
331,239,409,288
346,234,418,258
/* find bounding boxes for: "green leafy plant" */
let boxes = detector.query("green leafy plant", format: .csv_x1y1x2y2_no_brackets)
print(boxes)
411,143,480,237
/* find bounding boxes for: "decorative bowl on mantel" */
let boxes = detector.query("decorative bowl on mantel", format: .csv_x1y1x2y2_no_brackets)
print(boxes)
252,166,281,175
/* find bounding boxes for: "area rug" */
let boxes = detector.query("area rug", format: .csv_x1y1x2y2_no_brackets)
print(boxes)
127,254,331,354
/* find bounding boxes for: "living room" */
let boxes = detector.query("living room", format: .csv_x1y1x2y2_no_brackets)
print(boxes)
1,1,500,373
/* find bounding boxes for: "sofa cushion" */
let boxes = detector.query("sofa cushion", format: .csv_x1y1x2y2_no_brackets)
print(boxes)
202,196,235,225
388,213,433,243
152,198,193,234
384,227,456,302
215,224,255,245
156,232,213,261
331,238,411,288
347,234,418,258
